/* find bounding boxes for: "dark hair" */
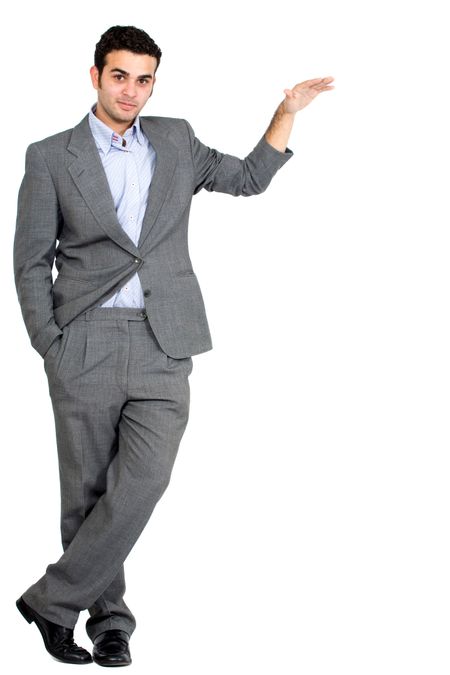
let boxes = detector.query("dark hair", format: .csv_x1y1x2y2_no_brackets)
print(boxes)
94,26,162,77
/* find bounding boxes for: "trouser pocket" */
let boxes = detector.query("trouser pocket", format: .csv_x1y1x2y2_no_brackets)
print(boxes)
44,323,74,379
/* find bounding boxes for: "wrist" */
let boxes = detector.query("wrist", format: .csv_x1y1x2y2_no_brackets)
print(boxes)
280,100,297,117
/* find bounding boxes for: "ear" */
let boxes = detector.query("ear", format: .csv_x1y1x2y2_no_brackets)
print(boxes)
90,65,100,90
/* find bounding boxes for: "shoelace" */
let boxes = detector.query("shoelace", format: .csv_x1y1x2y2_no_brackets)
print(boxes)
57,634,87,653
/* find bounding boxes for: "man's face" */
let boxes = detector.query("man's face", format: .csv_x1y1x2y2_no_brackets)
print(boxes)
90,50,157,130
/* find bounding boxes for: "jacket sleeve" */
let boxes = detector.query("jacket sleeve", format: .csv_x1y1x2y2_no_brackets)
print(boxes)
183,120,294,196
13,142,63,358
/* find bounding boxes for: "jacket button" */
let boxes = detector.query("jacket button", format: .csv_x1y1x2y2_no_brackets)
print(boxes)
138,311,147,319
144,289,151,297
134,258,141,264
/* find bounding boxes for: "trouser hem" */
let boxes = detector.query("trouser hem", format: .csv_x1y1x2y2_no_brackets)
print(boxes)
21,591,78,629
86,618,136,643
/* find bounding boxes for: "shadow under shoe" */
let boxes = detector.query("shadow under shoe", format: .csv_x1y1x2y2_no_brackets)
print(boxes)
93,629,131,667
16,596,92,664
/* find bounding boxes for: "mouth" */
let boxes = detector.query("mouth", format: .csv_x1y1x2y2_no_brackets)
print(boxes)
118,101,136,111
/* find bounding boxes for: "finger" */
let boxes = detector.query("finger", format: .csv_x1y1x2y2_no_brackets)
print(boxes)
314,83,335,90
313,76,334,84
296,76,335,89
297,77,327,87
314,78,335,89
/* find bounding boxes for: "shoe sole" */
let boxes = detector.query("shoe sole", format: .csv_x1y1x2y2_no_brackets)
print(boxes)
93,656,132,667
16,597,92,665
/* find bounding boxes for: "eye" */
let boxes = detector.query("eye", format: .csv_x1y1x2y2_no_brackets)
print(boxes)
138,79,150,85
114,74,125,81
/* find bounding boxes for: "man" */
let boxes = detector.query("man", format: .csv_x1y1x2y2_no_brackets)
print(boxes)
13,25,334,667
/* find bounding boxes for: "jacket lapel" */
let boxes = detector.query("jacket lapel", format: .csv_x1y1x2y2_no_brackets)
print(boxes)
66,114,179,256
67,115,141,257
138,117,178,250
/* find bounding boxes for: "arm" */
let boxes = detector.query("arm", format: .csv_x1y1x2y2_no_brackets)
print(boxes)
184,124,294,197
185,75,334,196
13,143,63,358
265,76,335,152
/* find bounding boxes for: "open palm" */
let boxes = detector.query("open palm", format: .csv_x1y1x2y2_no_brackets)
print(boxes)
283,77,334,113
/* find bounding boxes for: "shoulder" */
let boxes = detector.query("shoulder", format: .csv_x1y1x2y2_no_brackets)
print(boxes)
23,127,74,170
21,127,73,172
31,127,74,153
140,115,188,130
139,115,194,142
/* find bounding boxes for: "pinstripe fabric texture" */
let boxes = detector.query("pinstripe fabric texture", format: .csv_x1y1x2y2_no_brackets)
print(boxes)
88,105,156,308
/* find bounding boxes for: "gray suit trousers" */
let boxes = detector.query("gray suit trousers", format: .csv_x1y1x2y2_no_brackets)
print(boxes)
21,307,193,641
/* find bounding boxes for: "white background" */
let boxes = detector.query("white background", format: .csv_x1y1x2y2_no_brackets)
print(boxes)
2,1,450,673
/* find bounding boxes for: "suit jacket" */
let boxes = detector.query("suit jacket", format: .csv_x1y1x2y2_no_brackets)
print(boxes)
13,114,293,359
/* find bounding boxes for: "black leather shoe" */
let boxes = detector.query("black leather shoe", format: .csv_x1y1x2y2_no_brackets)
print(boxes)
93,629,131,667
16,596,92,664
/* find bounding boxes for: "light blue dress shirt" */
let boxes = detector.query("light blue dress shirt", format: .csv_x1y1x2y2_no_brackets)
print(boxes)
88,105,156,308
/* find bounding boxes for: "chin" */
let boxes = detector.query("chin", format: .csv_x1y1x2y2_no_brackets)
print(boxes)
120,109,138,119
114,110,134,121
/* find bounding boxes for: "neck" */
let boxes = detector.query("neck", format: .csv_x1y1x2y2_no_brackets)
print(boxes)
94,105,135,137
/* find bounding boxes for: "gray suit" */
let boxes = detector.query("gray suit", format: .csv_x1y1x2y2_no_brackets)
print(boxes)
13,114,293,640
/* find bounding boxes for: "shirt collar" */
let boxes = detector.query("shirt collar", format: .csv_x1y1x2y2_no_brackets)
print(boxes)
88,104,146,154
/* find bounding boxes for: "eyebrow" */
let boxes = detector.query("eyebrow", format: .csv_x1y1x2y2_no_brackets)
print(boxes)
110,68,153,79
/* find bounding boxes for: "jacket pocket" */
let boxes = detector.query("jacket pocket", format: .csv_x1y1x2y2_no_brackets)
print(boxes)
52,274,96,308
174,270,196,277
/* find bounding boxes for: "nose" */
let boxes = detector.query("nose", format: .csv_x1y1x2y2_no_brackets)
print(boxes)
122,81,137,98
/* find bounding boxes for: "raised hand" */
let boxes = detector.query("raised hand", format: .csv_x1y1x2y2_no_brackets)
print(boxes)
282,77,335,114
